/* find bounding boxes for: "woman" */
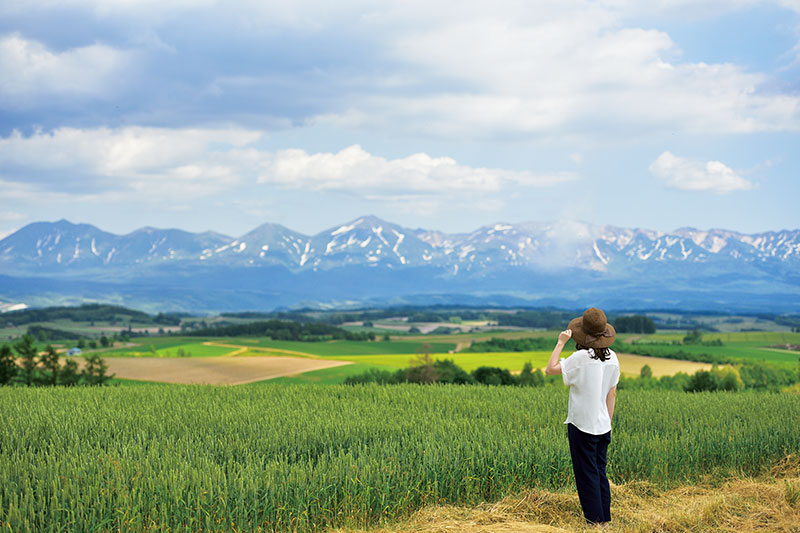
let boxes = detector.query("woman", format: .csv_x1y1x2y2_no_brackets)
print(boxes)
545,307,620,526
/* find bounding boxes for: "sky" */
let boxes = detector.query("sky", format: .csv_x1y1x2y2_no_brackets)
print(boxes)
1,0,799,239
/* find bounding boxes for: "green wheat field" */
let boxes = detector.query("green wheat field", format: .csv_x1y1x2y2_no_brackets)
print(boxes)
1,384,798,532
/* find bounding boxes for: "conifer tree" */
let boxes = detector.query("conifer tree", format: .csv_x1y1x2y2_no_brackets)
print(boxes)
39,345,60,386
0,344,17,385
14,335,38,386
82,354,113,385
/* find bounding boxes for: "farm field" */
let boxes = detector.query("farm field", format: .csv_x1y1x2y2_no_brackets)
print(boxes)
244,338,457,356
102,356,351,385
101,337,457,357
621,331,800,367
264,351,714,385
1,385,798,532
98,341,717,384
616,352,714,377
319,350,552,372
109,341,241,358
646,312,799,333
11,329,794,385
318,350,716,376
266,363,394,385
93,336,724,384
626,331,800,345
404,330,557,345
0,319,179,341
100,336,215,355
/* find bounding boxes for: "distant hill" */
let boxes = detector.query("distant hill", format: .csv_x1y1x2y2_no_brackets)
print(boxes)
0,303,172,326
1,217,798,313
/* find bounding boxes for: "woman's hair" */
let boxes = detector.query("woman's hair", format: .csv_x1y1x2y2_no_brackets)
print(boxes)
575,343,611,362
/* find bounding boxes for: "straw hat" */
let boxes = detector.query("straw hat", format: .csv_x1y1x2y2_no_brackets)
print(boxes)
567,307,616,348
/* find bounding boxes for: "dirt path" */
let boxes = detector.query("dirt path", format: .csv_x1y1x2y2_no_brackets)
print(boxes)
454,341,471,353
104,356,351,385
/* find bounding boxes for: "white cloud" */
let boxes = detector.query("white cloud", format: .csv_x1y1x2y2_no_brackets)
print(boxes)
649,151,754,193
0,128,575,201
0,126,262,196
257,144,578,193
374,8,800,137
4,1,800,137
0,33,135,107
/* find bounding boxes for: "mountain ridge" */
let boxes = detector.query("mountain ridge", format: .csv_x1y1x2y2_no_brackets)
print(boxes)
1,217,798,312
1,216,799,274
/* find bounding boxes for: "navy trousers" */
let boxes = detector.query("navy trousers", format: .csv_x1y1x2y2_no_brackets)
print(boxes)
567,423,611,524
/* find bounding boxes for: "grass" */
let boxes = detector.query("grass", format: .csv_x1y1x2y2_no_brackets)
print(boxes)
1,386,798,532
109,377,167,386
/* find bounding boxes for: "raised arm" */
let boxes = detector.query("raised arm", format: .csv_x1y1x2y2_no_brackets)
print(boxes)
606,386,617,421
545,329,572,375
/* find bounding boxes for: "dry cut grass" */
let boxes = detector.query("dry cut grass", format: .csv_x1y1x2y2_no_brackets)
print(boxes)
337,455,800,533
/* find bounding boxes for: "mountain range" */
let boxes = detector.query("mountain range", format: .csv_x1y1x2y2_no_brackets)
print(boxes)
1,216,798,313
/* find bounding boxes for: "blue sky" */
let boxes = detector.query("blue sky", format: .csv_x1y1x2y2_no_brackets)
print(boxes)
0,0,799,239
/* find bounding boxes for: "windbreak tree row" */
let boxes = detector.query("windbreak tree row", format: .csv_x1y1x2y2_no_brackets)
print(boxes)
0,335,112,387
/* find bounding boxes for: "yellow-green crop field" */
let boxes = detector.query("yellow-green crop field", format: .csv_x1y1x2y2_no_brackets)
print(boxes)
117,342,240,358
312,351,715,377
1,385,798,532
317,351,552,372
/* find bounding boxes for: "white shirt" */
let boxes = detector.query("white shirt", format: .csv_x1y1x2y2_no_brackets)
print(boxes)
560,348,620,435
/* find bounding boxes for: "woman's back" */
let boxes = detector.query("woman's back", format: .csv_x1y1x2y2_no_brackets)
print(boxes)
560,348,620,435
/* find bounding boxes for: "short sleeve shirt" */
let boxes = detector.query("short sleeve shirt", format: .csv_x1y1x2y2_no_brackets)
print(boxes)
560,348,620,435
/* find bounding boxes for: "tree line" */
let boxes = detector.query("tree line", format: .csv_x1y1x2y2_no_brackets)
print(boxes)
0,335,113,387
344,356,798,392
465,337,552,352
2,303,181,327
621,361,797,392
613,314,656,334
220,307,659,331
344,355,553,387
184,319,375,341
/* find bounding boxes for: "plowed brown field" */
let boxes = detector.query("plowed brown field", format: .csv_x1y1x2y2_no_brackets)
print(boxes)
104,356,351,385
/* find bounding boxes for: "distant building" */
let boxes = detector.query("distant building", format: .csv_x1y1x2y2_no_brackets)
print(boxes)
66,348,82,356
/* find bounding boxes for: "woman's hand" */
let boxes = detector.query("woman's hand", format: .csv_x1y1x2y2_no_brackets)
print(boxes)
546,329,572,376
